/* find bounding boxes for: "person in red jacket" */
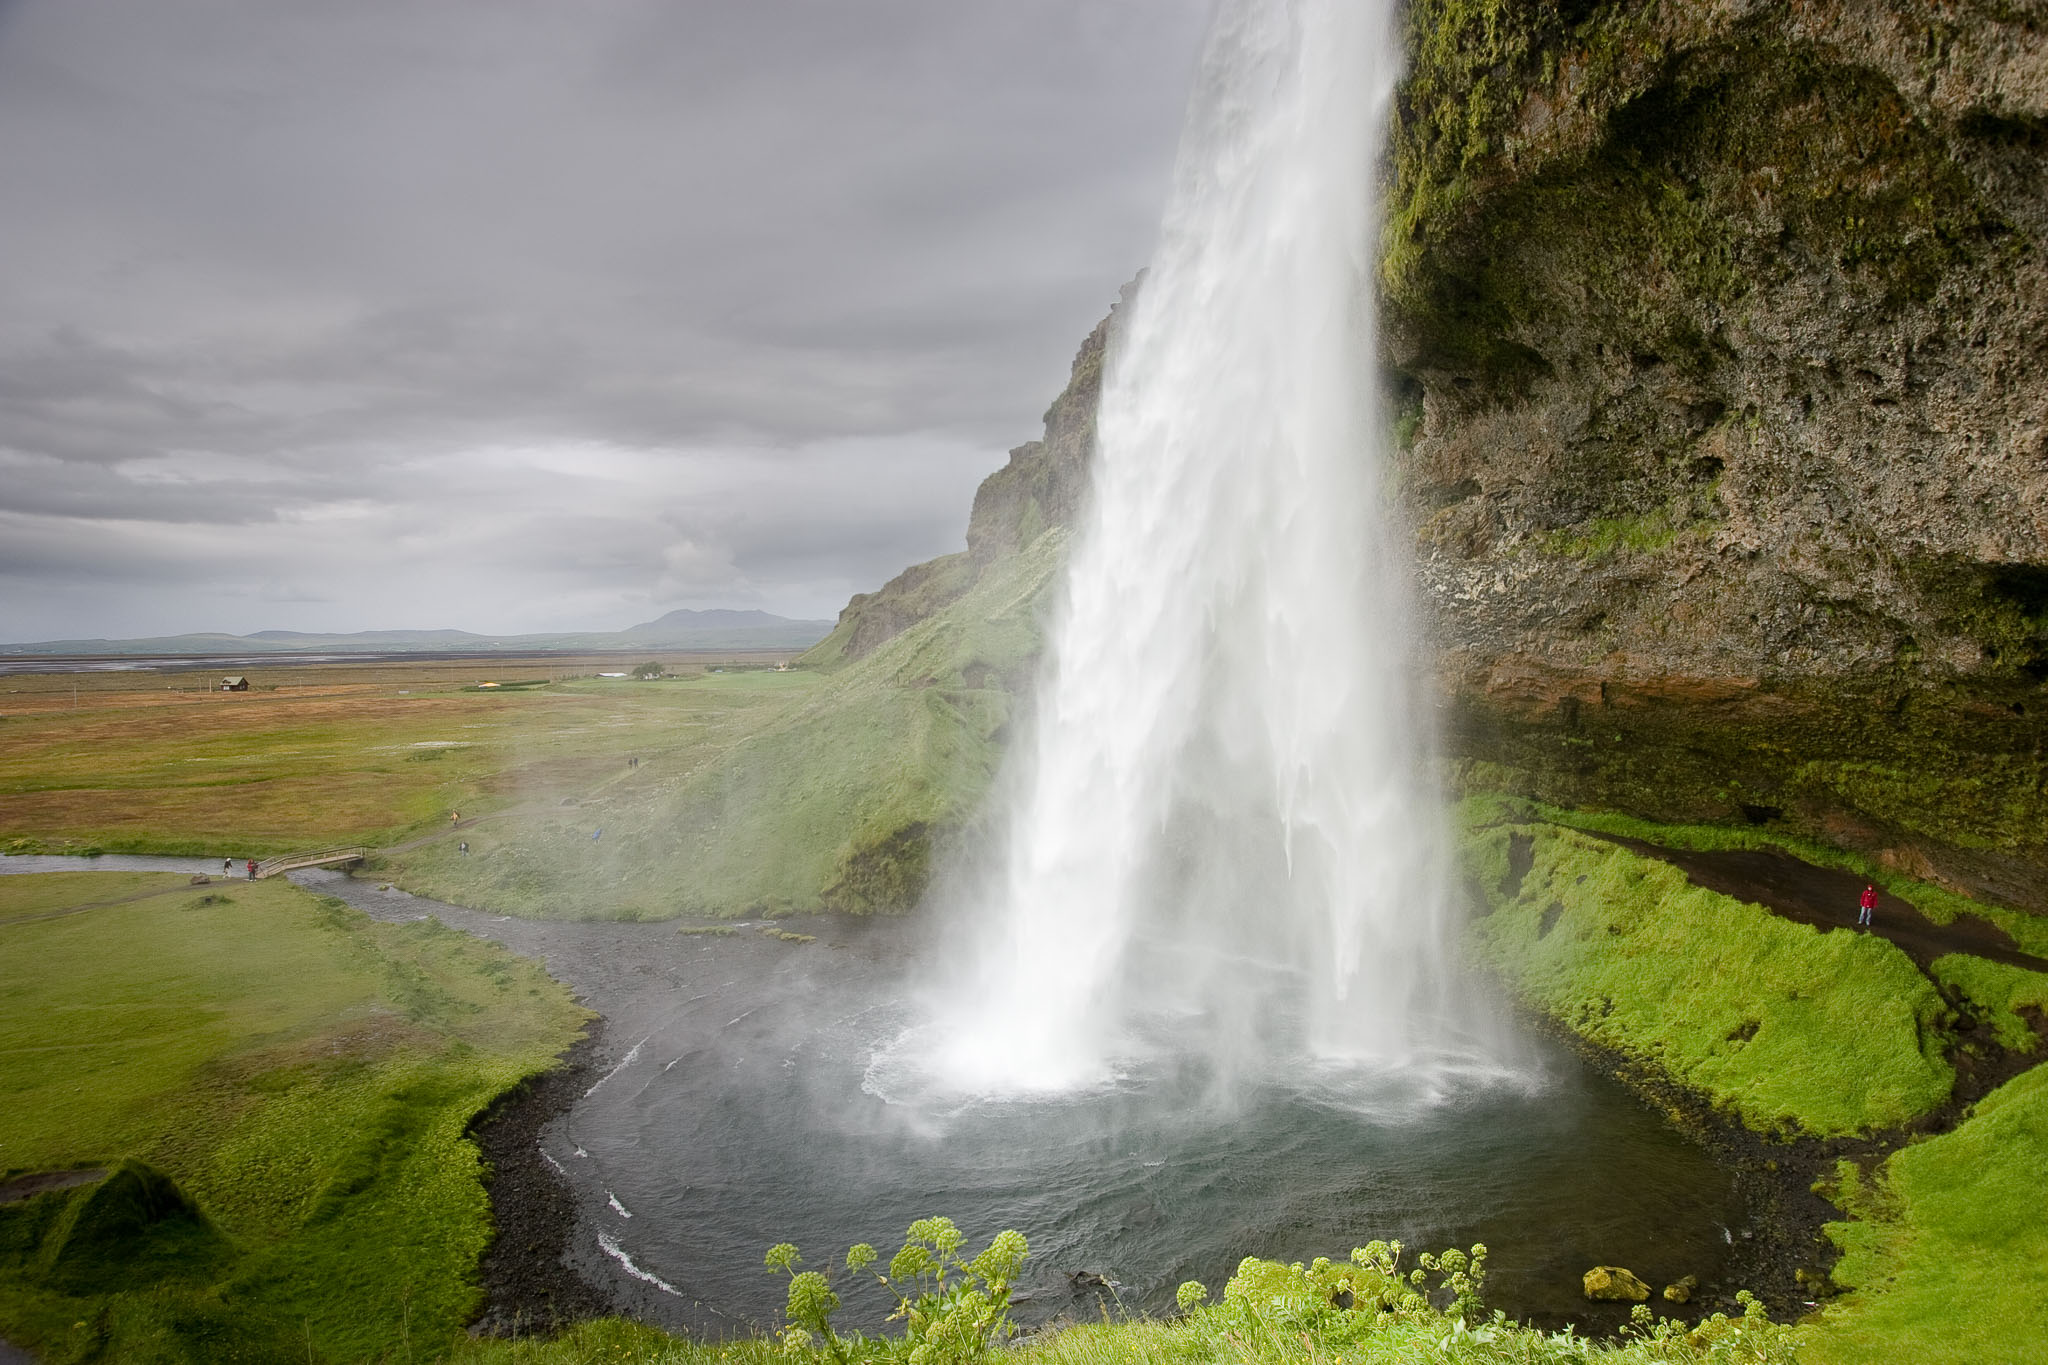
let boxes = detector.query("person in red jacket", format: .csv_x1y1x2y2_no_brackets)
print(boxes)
1858,883,1877,927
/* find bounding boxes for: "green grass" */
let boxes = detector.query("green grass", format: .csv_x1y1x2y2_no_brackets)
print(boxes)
1517,799,2048,958
1803,1065,2048,1365
0,662,816,860
0,871,588,1363
1464,820,1954,1135
1930,955,2048,1054
392,532,1065,920
445,1319,781,1364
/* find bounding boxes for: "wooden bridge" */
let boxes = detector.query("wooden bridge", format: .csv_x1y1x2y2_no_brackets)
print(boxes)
253,846,367,879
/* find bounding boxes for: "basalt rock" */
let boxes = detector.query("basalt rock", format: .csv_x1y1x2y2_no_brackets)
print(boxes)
1383,0,2048,913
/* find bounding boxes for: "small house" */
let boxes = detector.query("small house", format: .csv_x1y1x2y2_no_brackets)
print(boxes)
221,676,249,692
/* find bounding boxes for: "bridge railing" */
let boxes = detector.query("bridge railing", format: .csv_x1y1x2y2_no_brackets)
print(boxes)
253,846,367,879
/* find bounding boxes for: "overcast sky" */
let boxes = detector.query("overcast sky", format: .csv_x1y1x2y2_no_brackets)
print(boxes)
0,0,1211,641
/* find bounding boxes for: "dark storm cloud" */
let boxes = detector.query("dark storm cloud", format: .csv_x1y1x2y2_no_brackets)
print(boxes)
0,0,1210,639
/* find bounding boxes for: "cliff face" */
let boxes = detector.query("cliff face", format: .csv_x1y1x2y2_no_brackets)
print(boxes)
808,279,1132,670
1382,0,2048,909
804,0,2046,918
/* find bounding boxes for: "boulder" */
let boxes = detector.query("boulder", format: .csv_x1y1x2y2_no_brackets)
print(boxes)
1583,1265,1651,1302
1663,1274,1699,1304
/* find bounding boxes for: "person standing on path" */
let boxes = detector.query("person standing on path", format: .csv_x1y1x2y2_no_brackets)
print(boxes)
223,857,233,878
246,859,257,881
1858,883,1878,927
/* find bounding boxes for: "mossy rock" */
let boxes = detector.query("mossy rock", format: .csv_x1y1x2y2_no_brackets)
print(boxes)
1583,1264,1651,1301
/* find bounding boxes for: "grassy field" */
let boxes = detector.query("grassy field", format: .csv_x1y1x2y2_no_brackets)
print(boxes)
389,531,1064,920
0,870,588,1363
0,654,811,860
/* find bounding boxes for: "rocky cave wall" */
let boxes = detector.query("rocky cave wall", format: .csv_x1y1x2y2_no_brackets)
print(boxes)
1386,0,2048,910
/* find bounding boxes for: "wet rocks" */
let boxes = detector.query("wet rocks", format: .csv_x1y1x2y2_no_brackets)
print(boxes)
1583,1265,1651,1302
1663,1274,1700,1304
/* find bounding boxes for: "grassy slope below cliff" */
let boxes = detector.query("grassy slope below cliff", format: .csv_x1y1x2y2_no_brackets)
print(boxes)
1464,812,1954,1136
1808,1063,2048,1365
1461,801,2048,1361
0,871,587,1363
390,531,1064,919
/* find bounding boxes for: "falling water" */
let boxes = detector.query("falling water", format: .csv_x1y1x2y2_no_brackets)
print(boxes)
917,0,1496,1097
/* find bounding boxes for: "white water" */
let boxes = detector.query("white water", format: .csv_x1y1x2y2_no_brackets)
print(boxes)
922,0,1494,1095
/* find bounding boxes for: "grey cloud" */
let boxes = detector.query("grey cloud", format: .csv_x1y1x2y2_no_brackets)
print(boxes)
0,0,1211,639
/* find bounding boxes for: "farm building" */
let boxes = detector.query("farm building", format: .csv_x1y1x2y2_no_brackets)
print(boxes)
220,676,249,692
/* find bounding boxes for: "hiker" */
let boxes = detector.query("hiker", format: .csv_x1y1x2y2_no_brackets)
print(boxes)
1858,883,1877,927
222,857,233,878
458,840,469,856
451,810,461,828
246,859,257,881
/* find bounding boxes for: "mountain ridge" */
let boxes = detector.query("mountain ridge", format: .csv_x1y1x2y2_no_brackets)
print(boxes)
0,608,834,656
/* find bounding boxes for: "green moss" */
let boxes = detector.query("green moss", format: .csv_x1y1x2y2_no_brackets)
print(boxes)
1467,823,1953,1135
1538,501,1687,559
19,1161,234,1295
1930,955,2048,1053
1805,1066,2048,1364
1385,6,2015,402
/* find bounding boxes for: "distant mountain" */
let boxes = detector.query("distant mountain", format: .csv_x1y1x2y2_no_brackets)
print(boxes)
0,610,836,657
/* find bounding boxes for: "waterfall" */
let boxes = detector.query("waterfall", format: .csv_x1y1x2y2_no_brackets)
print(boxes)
923,0,1489,1096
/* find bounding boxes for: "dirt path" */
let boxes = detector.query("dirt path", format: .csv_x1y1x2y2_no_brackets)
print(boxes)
1596,834,2048,974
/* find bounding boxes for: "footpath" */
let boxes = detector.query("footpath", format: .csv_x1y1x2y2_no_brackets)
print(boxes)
1596,834,2047,974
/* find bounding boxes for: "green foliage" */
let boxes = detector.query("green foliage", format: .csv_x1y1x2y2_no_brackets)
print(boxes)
1028,1246,1795,1365
1466,822,1954,1134
763,1217,1028,1364
1930,954,2048,1053
631,662,667,679
1805,1066,2048,1364
445,1317,784,1365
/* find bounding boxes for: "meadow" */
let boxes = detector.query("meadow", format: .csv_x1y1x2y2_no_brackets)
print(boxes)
0,870,588,1363
0,656,813,861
